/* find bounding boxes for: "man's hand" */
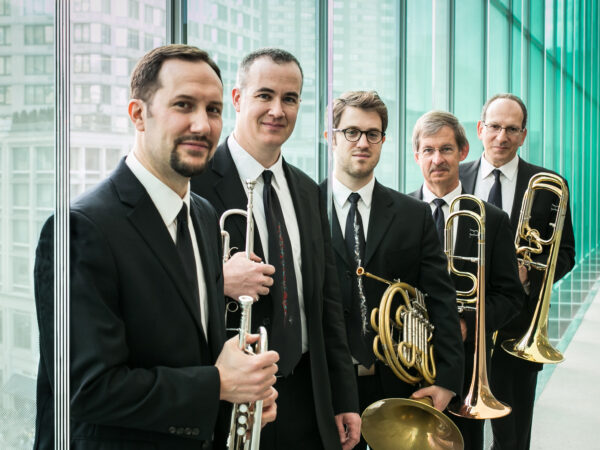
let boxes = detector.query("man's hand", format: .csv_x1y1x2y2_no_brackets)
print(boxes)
223,252,275,300
260,386,278,426
334,412,361,450
216,334,279,404
459,318,467,342
518,264,529,285
411,385,455,411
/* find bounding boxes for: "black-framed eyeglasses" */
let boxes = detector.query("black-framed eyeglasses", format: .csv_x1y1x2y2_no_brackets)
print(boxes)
333,128,385,144
483,122,524,136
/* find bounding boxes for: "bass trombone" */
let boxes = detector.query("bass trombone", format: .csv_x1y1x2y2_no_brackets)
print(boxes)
219,179,268,450
356,268,464,450
445,195,511,420
501,172,569,364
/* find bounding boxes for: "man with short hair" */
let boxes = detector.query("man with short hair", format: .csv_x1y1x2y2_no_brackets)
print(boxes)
322,91,465,450
460,94,576,450
191,48,360,450
410,110,525,450
33,44,279,450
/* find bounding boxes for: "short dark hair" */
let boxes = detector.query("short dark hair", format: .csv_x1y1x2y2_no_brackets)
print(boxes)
481,93,528,129
236,48,303,91
332,90,388,133
412,110,468,152
130,44,222,103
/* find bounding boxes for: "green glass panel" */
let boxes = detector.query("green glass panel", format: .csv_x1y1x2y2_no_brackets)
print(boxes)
529,44,545,166
488,5,509,94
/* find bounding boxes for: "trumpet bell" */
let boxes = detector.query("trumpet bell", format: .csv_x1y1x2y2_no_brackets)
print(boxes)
361,398,464,450
501,334,564,364
447,384,511,420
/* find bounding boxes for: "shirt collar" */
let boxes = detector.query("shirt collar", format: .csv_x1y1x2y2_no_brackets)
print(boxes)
422,181,463,207
228,134,285,188
125,151,189,227
480,153,519,182
332,175,375,210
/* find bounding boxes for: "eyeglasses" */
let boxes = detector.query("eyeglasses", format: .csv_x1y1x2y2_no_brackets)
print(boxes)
333,128,385,144
483,122,524,136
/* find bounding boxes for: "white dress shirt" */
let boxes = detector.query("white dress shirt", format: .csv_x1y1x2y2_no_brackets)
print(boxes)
228,134,308,352
331,175,375,241
474,154,519,218
126,152,208,338
422,182,463,250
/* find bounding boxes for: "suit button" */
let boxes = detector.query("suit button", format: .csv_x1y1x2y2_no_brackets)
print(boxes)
201,442,211,450
344,308,350,314
184,427,192,435
168,426,176,434
192,428,200,436
263,318,270,326
177,427,184,435
345,270,351,279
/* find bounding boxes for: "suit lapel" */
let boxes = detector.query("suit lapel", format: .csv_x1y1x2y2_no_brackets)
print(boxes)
330,201,351,267
364,182,394,267
283,161,314,316
112,161,206,340
510,158,531,229
460,158,481,195
190,196,223,361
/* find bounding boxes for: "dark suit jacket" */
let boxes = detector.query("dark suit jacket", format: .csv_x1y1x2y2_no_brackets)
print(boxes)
322,179,464,397
190,140,359,449
410,187,526,347
459,156,576,339
34,159,228,450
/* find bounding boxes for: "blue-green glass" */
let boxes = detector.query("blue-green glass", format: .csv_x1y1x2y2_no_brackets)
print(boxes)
432,0,450,111
565,0,574,76
405,0,433,193
530,0,545,41
454,0,484,161
332,0,399,188
511,23,523,97
545,0,555,56
529,44,545,166
487,5,509,94
513,0,523,22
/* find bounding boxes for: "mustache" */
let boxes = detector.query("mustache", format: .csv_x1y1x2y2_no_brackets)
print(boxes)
174,134,213,148
429,163,450,173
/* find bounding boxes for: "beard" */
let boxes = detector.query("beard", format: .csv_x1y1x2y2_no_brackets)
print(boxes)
169,135,214,177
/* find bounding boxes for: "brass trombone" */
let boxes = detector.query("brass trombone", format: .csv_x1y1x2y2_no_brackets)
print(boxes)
219,179,268,450
501,172,569,364
356,268,464,450
445,195,511,420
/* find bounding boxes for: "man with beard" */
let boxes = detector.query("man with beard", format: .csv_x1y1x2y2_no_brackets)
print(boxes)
459,94,575,450
191,49,360,450
321,91,464,450
33,45,279,450
409,110,525,450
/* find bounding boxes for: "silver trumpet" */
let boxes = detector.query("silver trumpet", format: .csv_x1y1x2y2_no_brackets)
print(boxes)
219,179,268,450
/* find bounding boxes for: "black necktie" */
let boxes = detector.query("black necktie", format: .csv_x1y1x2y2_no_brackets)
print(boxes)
176,203,210,362
488,168,503,209
432,197,446,246
262,170,302,376
344,193,373,367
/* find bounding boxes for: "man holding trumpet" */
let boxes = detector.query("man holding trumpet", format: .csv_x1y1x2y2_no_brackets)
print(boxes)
410,110,525,450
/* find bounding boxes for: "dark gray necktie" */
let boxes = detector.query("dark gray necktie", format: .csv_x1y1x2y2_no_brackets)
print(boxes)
488,168,503,209
432,197,446,246
176,204,210,363
344,193,373,366
262,170,301,376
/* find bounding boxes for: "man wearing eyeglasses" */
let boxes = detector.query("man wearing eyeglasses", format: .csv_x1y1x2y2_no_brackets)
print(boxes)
409,110,525,450
322,91,464,450
459,93,576,450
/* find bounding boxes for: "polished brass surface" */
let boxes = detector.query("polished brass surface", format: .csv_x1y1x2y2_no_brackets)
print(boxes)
501,172,569,364
220,180,267,450
357,268,436,385
361,398,464,450
444,195,511,420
